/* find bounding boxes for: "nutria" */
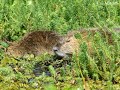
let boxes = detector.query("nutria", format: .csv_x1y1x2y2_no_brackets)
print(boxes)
6,28,120,59
53,28,120,58
6,30,65,58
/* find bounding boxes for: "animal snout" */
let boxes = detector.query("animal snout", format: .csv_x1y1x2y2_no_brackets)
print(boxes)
53,46,59,52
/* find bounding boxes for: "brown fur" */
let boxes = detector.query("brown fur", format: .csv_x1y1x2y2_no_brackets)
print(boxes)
57,28,120,57
6,28,120,58
58,34,79,55
6,31,64,58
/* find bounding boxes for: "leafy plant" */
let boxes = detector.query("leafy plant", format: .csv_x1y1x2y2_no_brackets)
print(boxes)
0,0,120,89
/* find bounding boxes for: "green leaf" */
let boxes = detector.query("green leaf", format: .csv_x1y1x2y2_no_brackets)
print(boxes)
0,41,9,48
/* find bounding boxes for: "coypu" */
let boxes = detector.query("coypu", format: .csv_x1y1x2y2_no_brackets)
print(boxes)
53,33,79,59
6,30,65,58
53,28,120,58
6,28,120,59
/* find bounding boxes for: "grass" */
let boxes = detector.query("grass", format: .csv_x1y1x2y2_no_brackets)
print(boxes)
0,0,120,90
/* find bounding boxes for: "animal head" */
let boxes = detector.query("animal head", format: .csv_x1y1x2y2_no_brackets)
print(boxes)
53,34,79,59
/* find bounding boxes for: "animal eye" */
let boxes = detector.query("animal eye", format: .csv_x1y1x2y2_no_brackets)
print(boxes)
66,40,70,42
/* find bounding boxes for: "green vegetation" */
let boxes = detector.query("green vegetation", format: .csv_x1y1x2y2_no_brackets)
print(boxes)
0,0,120,90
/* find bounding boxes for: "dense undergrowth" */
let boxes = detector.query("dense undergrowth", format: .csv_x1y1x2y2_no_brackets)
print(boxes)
0,0,120,90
